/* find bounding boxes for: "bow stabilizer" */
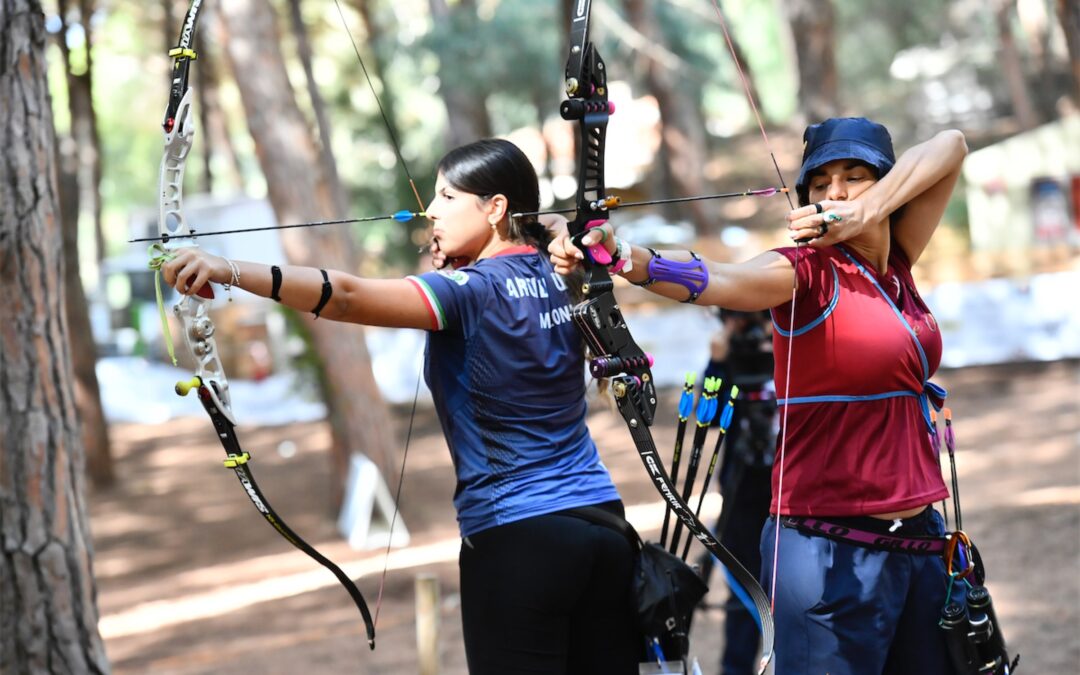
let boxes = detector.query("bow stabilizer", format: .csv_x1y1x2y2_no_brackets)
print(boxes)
560,2,773,670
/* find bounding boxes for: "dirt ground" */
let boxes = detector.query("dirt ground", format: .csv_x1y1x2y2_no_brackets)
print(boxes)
90,360,1080,674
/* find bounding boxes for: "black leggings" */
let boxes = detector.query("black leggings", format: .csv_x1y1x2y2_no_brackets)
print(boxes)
459,502,642,674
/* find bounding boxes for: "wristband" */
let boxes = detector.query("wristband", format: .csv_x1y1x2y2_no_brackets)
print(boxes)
609,237,633,274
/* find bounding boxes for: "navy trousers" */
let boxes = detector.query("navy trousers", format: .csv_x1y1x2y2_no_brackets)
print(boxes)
760,509,960,675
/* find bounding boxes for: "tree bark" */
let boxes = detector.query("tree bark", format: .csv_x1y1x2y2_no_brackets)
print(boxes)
624,0,712,234
287,0,347,216
216,0,399,500
0,2,110,672
781,0,839,122
427,0,492,148
196,2,248,192
55,0,114,488
1056,0,1080,103
996,0,1041,130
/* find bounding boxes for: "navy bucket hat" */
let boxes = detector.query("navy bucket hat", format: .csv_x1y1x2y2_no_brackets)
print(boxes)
795,117,896,206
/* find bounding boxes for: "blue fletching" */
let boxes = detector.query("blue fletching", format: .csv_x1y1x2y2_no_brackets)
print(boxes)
703,395,719,424
392,209,418,222
719,385,739,430
678,389,695,419
719,400,735,430
694,391,709,421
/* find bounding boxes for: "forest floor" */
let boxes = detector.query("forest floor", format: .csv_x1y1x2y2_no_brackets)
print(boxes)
90,360,1079,675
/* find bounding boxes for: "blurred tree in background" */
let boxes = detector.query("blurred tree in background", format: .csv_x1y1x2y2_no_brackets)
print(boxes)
31,0,1075,494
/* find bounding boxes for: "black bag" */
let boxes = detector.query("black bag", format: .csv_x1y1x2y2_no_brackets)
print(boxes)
564,506,709,660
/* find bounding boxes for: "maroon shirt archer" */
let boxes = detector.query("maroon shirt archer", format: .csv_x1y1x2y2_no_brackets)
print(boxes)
768,243,949,517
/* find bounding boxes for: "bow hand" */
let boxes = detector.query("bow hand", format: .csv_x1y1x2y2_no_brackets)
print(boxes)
548,225,613,275
161,247,231,298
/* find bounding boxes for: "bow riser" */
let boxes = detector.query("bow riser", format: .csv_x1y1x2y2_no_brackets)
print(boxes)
561,3,774,670
173,300,234,424
153,0,376,648
159,88,195,242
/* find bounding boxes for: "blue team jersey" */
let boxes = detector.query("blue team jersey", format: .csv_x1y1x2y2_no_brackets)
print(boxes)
407,246,620,536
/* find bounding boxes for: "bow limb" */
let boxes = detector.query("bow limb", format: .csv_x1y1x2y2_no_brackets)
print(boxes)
704,0,804,627
561,2,774,670
157,0,376,649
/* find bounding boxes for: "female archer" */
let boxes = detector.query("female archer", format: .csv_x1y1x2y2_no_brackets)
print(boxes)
551,117,969,674
161,138,643,674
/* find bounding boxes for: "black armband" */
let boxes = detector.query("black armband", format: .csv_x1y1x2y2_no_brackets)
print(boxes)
311,269,333,319
270,265,282,302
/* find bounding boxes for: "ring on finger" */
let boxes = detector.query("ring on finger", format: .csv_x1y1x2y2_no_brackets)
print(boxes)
824,212,843,223
819,223,829,237
813,202,823,214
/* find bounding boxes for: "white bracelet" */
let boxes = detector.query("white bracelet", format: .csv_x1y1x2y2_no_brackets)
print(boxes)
223,258,240,301
610,237,633,274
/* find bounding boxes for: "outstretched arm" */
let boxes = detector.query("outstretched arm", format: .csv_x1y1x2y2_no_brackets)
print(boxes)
549,233,795,312
161,247,435,329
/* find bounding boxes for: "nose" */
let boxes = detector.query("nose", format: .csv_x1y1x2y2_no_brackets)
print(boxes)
425,197,439,219
825,176,847,201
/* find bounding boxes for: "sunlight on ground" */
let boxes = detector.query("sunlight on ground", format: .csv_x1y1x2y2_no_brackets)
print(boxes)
98,494,722,641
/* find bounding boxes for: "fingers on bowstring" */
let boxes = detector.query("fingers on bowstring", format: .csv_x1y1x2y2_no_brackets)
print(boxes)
787,202,822,222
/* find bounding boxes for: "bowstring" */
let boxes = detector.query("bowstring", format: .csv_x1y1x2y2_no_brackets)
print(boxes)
331,0,427,630
705,0,801,617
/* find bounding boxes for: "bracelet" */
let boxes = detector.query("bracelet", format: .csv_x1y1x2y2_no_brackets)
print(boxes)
223,258,240,302
609,237,633,274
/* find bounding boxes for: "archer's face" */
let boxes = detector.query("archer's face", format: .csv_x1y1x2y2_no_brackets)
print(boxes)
426,172,496,262
805,160,878,204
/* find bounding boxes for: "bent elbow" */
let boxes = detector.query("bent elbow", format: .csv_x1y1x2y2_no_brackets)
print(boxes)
943,129,968,160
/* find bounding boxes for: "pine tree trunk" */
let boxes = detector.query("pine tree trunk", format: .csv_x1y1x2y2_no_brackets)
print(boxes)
996,0,1041,130
287,0,347,216
0,2,110,672
782,0,839,122
624,0,712,234
216,0,400,500
196,4,247,192
1058,0,1080,102
427,0,493,148
55,0,114,488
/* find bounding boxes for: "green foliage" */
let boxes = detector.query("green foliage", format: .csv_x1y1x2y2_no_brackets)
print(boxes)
419,1,562,134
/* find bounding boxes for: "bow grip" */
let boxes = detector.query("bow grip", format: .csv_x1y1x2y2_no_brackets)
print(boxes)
579,219,612,265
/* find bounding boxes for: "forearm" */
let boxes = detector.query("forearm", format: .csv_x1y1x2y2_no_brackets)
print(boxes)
615,245,793,311
861,130,967,223
219,260,431,328
863,129,967,261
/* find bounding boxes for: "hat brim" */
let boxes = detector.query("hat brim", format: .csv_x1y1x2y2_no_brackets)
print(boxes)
795,140,895,196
